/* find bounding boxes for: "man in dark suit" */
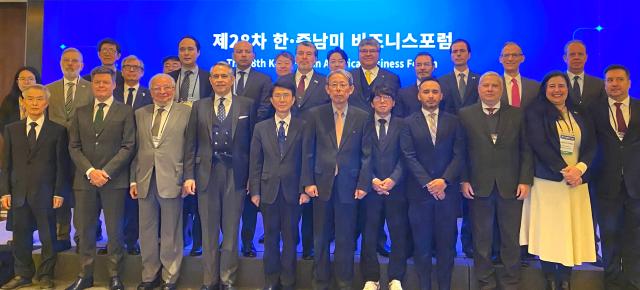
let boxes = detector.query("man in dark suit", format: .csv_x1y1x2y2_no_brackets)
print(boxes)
0,84,70,290
564,40,606,108
82,38,125,89
66,66,136,290
459,72,533,290
499,42,539,109
349,37,401,114
249,80,310,290
400,78,464,290
277,41,330,259
168,35,211,256
302,69,372,290
183,61,254,290
590,65,640,290
396,52,436,117
360,85,408,290
233,40,273,257
439,38,479,257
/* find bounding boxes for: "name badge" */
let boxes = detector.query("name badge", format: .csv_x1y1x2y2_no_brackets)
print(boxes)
491,133,498,144
559,133,575,155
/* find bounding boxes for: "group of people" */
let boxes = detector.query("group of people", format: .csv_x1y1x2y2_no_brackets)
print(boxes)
0,34,636,290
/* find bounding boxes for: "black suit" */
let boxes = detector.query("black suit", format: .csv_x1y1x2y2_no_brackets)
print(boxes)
500,76,540,109
395,83,420,118
301,103,371,289
68,99,136,278
249,116,306,288
349,67,400,114
360,116,408,283
590,97,640,289
440,71,480,115
168,67,213,102
568,73,606,108
458,103,533,290
184,95,254,287
0,119,70,280
113,85,152,111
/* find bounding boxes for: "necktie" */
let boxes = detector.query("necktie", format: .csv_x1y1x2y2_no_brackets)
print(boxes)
365,70,373,85
378,119,387,143
217,97,226,122
296,75,306,102
27,122,37,150
126,87,135,106
151,107,165,137
335,110,344,147
458,73,467,100
65,82,75,117
486,107,496,115
178,70,193,102
94,103,106,132
427,112,437,145
511,78,521,108
278,120,286,157
236,71,246,96
614,102,627,133
572,76,582,104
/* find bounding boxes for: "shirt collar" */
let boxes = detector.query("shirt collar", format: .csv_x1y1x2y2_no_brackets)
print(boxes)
481,101,501,113
181,66,199,76
374,113,391,124
26,114,45,127
215,92,233,102
124,83,140,92
95,96,114,107
154,100,173,112
296,69,313,80
332,103,348,116
504,74,521,84
237,67,251,75
275,113,291,126
362,66,379,76
63,77,79,86
454,68,470,77
566,70,585,80
608,96,630,107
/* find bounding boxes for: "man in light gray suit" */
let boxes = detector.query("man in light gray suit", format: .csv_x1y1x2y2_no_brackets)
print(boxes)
46,47,94,251
499,42,539,109
130,74,191,290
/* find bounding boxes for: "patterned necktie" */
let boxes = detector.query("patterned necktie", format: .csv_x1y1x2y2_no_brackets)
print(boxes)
365,70,373,85
151,108,165,137
296,75,306,102
217,97,226,122
378,118,387,143
178,70,193,102
27,122,37,150
126,87,135,106
427,112,437,145
572,75,582,104
236,71,246,96
94,103,107,132
65,82,75,117
511,78,521,108
278,120,286,157
614,102,628,133
458,73,467,100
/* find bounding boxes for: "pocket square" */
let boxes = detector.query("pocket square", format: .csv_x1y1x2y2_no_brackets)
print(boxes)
239,115,248,119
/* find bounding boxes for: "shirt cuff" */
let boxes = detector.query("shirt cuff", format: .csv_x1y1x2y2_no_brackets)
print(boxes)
53,195,64,201
86,167,95,179
130,182,137,187
575,162,588,175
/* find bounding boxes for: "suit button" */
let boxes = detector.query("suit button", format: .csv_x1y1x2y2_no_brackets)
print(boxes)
215,132,219,135
214,142,218,145
95,142,99,145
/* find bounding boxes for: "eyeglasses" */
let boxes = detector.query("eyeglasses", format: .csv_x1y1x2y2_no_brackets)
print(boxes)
373,95,393,102
123,65,143,71
17,77,36,82
100,48,118,54
359,49,379,54
272,93,292,100
501,53,523,58
329,83,350,89
151,86,175,92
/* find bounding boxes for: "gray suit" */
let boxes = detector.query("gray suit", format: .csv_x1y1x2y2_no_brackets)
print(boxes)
500,76,540,109
68,99,135,278
131,102,191,284
46,78,93,128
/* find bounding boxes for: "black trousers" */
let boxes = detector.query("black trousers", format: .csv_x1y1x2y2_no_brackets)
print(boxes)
300,201,314,253
123,193,139,248
183,195,202,250
12,203,57,280
241,197,259,249
597,181,640,290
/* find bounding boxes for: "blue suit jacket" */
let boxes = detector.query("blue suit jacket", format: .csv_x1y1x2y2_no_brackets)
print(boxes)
113,85,152,111
277,71,330,119
440,71,480,115
366,116,405,200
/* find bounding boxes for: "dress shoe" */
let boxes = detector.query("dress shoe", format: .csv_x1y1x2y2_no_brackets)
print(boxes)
161,283,177,290
200,284,219,290
38,276,54,290
190,246,203,256
65,276,93,290
97,246,108,255
1,276,32,289
262,286,277,290
55,240,72,252
127,244,141,255
109,276,124,290
376,244,390,257
242,244,257,257
137,276,161,290
302,249,314,260
221,284,236,290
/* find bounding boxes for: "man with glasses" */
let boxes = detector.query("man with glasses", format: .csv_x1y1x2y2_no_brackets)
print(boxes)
499,42,539,109
83,38,125,90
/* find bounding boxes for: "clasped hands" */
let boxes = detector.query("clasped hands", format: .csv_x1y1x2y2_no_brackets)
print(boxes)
426,178,447,200
304,185,367,200
561,165,583,187
89,169,110,187
372,178,396,195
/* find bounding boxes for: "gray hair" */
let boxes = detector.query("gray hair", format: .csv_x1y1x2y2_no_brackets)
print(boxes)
563,39,586,55
358,37,381,50
22,84,51,100
121,55,145,70
148,73,175,89
61,47,83,61
211,61,234,75
327,69,354,86
479,71,504,87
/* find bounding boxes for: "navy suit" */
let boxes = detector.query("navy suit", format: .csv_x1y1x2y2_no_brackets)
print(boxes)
359,116,409,283
113,85,152,111
395,83,420,118
249,116,306,288
277,71,330,119
349,67,400,114
590,97,640,289
301,103,371,289
440,71,480,115
568,73,606,109
401,111,463,290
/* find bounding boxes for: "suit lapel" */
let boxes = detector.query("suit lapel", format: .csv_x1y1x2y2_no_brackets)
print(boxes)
495,106,510,145
339,109,357,149
474,105,493,144
266,119,280,159
324,106,338,149
95,102,119,137
300,74,320,109
204,98,214,143
282,118,300,159
231,96,240,140
623,99,640,143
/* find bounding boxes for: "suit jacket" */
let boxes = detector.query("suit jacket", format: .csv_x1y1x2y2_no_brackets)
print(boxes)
184,95,255,192
590,97,640,198
46,78,93,128
0,119,70,208
395,83,420,118
567,73,606,108
301,104,372,204
278,71,330,119
458,103,533,198
249,116,306,205
500,76,540,109
366,115,405,200
349,67,401,114
68,100,136,190
401,111,463,200
236,69,272,122
440,71,480,115
114,85,152,111
525,100,596,182
131,103,191,199
168,67,213,102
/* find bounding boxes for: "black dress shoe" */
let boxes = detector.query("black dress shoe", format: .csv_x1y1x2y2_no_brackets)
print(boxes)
137,276,161,290
200,284,219,290
190,246,203,256
161,283,177,290
376,244,391,257
127,244,141,255
302,249,314,260
109,276,124,290
55,240,72,252
221,284,236,290
242,244,257,257
1,276,32,289
97,246,108,255
65,276,93,290
38,276,54,290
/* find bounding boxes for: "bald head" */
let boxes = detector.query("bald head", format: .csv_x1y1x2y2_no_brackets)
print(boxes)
233,41,255,70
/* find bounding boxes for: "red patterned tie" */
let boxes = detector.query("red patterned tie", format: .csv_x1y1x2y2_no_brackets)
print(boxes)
615,102,627,133
511,79,521,107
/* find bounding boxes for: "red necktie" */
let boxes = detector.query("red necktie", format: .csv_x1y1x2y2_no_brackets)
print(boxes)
615,102,627,133
511,78,521,108
296,75,306,101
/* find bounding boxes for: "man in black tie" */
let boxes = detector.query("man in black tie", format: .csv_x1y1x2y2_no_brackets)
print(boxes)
590,64,640,290
564,40,606,108
0,84,70,290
